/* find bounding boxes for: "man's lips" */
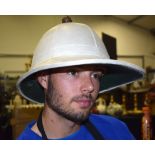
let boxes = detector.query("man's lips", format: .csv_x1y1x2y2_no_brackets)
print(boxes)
74,99,92,108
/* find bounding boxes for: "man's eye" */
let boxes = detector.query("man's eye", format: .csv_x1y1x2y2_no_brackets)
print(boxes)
92,73,103,80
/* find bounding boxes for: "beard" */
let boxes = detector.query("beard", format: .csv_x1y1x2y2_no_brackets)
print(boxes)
45,76,94,123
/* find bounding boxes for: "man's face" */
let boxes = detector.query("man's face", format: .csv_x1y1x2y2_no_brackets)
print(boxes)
45,65,104,123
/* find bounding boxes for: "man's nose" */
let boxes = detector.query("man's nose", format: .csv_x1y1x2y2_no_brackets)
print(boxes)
80,76,94,94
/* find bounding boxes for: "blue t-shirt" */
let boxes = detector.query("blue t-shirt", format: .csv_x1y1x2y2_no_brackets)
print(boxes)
17,114,135,140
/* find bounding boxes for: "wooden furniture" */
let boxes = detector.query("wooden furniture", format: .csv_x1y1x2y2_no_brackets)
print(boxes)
10,106,43,139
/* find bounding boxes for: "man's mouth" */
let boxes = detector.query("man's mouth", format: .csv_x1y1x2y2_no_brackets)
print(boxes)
74,99,92,108
71,94,94,109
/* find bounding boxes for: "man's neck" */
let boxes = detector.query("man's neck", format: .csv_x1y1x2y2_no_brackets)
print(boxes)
32,105,80,139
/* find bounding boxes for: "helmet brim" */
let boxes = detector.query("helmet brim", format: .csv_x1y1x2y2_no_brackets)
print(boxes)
17,58,145,104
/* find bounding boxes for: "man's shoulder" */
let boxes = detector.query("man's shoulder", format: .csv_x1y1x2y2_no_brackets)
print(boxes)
88,114,135,140
89,114,123,125
88,113,127,131
17,121,42,140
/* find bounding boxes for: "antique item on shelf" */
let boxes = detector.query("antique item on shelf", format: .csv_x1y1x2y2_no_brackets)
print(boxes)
148,86,155,103
25,58,32,71
150,73,155,85
133,93,142,113
95,97,107,114
141,106,152,140
133,94,139,112
143,93,150,106
129,79,149,93
148,73,155,103
127,94,142,114
107,95,123,116
13,93,22,107
121,94,127,115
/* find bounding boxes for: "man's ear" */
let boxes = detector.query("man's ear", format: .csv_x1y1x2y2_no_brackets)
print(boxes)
37,72,49,89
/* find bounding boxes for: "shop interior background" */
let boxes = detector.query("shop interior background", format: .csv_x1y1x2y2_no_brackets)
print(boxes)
0,15,155,140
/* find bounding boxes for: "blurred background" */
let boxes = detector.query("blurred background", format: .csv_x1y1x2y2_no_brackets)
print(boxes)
0,15,155,139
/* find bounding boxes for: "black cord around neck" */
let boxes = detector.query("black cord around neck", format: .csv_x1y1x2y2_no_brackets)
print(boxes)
37,110,48,140
37,110,104,140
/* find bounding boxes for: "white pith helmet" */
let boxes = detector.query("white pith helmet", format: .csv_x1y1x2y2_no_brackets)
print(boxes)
17,20,145,104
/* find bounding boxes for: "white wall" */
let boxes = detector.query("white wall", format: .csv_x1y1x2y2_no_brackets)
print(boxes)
0,15,155,76
93,16,155,68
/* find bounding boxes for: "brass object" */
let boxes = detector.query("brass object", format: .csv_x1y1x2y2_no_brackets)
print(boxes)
107,95,123,116
96,96,107,114
122,94,127,115
128,93,142,114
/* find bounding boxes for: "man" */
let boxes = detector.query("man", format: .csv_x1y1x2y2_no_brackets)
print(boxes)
17,17,144,140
